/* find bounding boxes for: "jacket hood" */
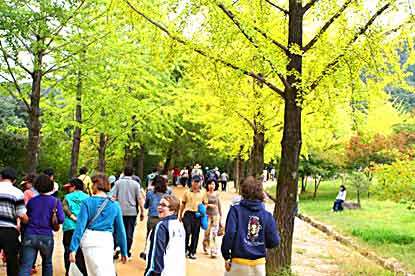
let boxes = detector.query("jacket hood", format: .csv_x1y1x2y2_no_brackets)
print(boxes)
240,199,263,211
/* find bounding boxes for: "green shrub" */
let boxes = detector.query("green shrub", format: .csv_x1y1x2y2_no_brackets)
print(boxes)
351,228,415,245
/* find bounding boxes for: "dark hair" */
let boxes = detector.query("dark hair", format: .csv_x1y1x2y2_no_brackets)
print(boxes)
79,166,88,175
124,166,134,177
240,176,265,201
153,175,167,194
163,195,180,214
23,173,36,183
71,178,84,190
0,167,17,181
340,185,346,191
43,168,54,177
206,179,218,191
91,173,110,192
34,174,54,193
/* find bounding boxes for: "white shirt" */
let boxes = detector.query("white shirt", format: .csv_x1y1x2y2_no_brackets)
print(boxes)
336,190,346,201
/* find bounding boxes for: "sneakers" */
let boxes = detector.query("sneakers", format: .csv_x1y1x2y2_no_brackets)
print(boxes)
187,253,197,260
113,249,120,260
139,252,146,261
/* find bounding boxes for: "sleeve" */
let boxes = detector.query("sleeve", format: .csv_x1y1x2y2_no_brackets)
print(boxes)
69,201,89,252
62,198,72,217
114,203,128,256
57,199,65,224
112,182,119,198
144,222,169,276
15,192,27,217
136,182,142,200
144,191,151,209
182,190,188,203
221,206,237,260
265,213,280,248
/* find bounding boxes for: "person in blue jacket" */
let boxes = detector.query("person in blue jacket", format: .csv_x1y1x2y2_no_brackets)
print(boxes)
221,176,280,276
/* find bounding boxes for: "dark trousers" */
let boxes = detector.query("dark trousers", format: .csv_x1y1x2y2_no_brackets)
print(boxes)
63,230,87,276
333,199,344,211
123,216,137,257
0,227,19,276
183,211,201,255
221,181,227,191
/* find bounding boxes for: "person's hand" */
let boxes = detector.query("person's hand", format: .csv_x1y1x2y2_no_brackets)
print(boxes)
140,213,145,221
121,256,127,264
179,216,183,223
69,252,76,263
225,260,231,272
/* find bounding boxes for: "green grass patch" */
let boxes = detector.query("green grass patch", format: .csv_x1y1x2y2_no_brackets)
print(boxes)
267,180,415,272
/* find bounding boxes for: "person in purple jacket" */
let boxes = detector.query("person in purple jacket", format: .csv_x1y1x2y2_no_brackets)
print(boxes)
19,174,64,276
221,176,280,276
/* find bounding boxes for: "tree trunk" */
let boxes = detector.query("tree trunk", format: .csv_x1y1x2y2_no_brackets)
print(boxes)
137,144,144,180
98,133,107,173
267,0,303,273
234,157,240,192
357,188,361,208
301,175,308,194
248,130,265,177
164,146,172,171
313,178,320,198
124,145,134,168
70,70,82,178
226,158,230,176
239,158,245,182
27,69,42,174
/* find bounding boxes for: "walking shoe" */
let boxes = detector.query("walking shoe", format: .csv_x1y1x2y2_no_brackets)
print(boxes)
139,252,146,260
113,249,120,260
188,254,197,260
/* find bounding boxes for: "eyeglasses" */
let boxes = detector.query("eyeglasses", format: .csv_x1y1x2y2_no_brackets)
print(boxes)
158,203,170,208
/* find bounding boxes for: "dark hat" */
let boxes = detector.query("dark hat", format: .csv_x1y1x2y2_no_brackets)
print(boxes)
192,175,202,182
63,178,84,190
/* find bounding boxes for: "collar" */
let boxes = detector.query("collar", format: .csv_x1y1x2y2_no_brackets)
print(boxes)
163,214,178,221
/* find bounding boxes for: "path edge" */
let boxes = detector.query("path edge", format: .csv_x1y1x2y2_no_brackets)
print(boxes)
297,213,413,276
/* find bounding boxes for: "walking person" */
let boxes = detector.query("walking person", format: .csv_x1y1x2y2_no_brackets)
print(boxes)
62,178,89,276
220,171,229,192
144,195,186,276
179,175,208,259
202,180,222,258
111,166,145,259
19,174,65,276
180,166,189,186
221,176,280,276
78,167,93,195
0,167,29,276
140,175,170,260
69,173,128,276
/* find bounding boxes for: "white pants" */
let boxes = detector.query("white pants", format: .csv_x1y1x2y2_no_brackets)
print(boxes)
225,262,266,276
81,229,115,276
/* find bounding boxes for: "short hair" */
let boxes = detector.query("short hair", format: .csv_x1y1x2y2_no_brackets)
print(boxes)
163,195,180,215
34,174,54,193
0,167,17,181
340,185,346,191
23,173,36,184
205,179,217,190
71,178,84,190
124,166,134,176
91,173,110,192
79,166,88,175
43,168,54,177
153,175,167,193
240,176,265,201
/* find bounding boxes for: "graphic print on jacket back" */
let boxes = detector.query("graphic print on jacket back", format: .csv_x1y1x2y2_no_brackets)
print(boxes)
246,216,263,246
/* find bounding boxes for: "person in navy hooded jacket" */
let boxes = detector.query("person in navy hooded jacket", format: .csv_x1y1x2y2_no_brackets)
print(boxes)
221,176,280,276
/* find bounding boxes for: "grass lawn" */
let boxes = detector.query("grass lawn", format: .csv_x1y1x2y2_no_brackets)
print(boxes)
291,180,415,273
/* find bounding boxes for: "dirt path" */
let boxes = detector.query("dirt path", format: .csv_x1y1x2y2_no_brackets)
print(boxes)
1,184,381,275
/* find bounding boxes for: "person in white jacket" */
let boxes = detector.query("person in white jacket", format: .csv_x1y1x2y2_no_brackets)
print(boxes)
333,185,347,211
144,195,186,276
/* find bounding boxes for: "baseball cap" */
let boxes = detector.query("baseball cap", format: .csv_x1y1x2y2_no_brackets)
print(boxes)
192,175,202,182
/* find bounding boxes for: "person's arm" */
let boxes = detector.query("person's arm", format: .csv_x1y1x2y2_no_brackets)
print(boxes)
218,197,223,222
265,212,280,248
57,199,65,224
221,206,237,261
16,195,28,224
69,201,89,254
62,198,74,218
114,203,128,258
145,222,168,276
179,192,187,221
144,191,151,209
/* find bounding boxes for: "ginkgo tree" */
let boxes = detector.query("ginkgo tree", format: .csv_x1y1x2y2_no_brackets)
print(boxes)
119,0,415,272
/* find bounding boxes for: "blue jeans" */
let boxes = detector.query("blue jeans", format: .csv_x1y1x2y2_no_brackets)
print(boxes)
19,234,54,276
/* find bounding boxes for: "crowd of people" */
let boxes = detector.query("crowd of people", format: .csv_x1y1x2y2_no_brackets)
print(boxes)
0,164,282,276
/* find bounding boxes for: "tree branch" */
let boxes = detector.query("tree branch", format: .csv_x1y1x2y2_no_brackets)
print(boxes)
124,0,285,97
252,26,289,54
0,41,31,111
235,110,256,131
302,0,319,15
45,0,86,49
303,0,354,52
309,2,391,92
265,0,289,15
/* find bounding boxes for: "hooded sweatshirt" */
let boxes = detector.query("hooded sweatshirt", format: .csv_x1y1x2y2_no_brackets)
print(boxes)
221,199,280,265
